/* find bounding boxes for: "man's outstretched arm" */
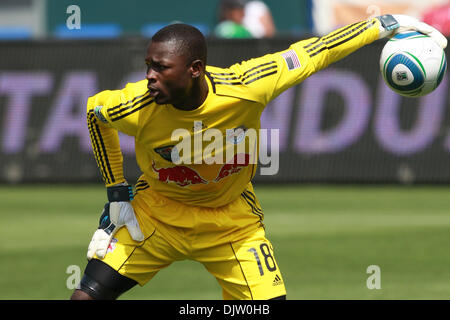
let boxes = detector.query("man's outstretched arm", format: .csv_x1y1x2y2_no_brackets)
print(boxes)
235,14,447,105
305,14,447,74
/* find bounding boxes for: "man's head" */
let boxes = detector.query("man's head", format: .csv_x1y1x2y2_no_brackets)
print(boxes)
145,23,208,107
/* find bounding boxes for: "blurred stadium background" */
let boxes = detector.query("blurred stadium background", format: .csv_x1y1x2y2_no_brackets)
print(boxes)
0,0,449,300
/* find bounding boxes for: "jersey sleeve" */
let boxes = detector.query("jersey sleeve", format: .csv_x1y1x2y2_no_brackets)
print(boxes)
86,80,149,187
87,90,126,187
226,18,381,105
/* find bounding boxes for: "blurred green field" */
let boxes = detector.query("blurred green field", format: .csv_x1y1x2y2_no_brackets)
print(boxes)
1,184,450,300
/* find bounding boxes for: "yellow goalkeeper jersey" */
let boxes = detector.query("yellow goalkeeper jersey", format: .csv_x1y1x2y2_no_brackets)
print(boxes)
87,18,380,207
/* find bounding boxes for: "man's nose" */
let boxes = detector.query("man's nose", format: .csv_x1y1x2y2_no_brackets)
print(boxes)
146,68,157,83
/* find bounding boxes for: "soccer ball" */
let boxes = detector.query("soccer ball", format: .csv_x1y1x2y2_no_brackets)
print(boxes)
380,31,447,97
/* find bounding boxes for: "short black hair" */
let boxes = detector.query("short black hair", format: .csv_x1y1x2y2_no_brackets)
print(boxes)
151,23,207,65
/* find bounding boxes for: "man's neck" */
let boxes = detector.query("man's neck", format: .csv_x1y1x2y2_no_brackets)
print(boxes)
172,76,209,111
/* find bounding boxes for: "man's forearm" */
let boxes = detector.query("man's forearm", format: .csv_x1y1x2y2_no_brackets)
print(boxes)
298,18,380,73
299,14,447,74
87,105,126,187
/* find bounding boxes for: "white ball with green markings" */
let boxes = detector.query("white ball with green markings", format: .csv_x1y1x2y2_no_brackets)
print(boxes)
380,31,447,97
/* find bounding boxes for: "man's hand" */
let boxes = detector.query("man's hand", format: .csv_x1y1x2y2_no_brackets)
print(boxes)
377,14,447,49
87,201,144,260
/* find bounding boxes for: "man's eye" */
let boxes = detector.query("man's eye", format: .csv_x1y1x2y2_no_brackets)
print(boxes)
145,61,168,72
156,64,168,71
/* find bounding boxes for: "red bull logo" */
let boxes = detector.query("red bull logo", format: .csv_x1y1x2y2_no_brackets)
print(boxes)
215,153,250,182
152,162,208,187
152,153,250,186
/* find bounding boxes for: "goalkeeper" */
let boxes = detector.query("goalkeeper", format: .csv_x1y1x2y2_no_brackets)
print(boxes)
71,15,446,300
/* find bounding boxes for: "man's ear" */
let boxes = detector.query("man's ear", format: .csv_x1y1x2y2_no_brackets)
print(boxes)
190,60,204,78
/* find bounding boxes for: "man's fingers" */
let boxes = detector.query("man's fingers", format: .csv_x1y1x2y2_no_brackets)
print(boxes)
429,28,448,49
415,21,434,34
86,239,97,260
393,14,448,49
87,229,111,260
88,201,144,261
87,229,101,260
414,22,447,49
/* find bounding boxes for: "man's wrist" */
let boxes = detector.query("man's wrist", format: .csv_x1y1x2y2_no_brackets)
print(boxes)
106,184,134,202
377,14,400,39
